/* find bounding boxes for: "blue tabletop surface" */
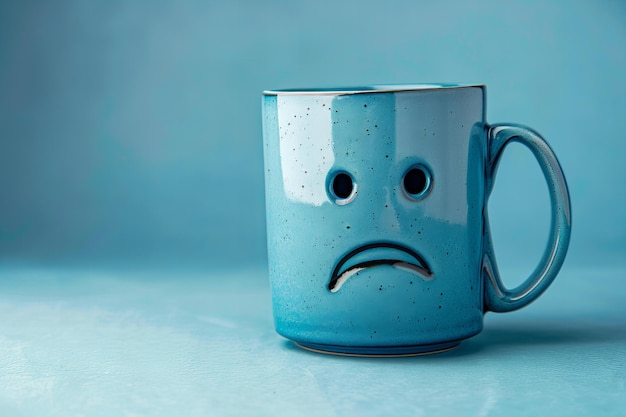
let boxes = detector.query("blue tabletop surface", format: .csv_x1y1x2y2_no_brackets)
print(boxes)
0,265,624,416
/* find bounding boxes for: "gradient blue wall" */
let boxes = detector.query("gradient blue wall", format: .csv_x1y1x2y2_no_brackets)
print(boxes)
1,0,624,273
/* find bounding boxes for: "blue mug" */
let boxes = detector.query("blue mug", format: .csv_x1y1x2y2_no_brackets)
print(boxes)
262,84,571,356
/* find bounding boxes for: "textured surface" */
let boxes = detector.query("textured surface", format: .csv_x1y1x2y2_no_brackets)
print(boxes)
1,265,624,416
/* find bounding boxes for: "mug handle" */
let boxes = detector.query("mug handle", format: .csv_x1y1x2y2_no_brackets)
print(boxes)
483,124,572,312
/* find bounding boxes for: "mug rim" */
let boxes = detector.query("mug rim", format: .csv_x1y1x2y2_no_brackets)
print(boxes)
263,83,485,96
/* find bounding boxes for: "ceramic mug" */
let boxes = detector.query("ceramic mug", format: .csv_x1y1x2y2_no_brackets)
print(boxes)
262,84,571,356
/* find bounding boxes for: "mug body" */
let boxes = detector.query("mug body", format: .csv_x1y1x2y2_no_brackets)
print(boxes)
263,85,488,355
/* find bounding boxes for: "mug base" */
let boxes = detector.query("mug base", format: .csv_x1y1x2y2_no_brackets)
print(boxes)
293,340,460,357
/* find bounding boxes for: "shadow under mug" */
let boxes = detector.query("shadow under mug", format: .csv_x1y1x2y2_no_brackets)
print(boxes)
262,84,571,356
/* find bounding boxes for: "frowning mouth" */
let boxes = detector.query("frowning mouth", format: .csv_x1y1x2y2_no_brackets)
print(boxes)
328,242,433,293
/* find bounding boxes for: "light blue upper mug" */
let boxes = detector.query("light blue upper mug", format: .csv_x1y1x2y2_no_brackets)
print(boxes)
262,84,571,356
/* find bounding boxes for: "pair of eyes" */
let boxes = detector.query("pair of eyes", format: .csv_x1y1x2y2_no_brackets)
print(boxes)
329,166,432,204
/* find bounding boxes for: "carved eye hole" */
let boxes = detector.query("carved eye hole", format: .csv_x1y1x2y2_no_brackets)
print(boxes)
328,171,357,205
402,166,432,199
332,173,353,198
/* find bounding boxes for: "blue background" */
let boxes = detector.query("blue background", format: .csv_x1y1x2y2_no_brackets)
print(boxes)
0,2,625,416
1,0,624,274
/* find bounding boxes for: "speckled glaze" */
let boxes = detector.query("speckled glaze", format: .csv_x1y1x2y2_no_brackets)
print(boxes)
262,84,571,355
